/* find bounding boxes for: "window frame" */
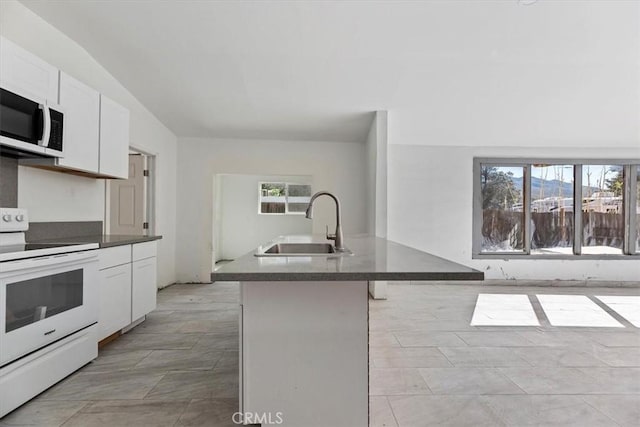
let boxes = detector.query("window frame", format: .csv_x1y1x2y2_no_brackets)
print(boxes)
258,182,312,216
473,158,640,260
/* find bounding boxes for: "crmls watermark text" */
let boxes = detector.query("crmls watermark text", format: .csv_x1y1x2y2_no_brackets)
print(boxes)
232,412,284,425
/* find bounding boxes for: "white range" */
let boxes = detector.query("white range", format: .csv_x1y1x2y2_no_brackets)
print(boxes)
0,208,99,417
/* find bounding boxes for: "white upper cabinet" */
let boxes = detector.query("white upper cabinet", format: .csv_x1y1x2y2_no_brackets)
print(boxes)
58,72,100,173
99,95,130,179
0,36,58,103
3,37,131,179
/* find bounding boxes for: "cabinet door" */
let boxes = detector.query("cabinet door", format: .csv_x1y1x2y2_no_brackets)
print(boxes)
0,37,59,103
99,95,130,179
58,72,100,172
99,263,132,341
132,257,157,321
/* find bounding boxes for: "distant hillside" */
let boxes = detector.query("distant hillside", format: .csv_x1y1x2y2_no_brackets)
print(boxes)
512,177,599,200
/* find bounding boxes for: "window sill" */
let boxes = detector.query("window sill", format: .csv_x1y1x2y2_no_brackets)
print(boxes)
473,253,640,260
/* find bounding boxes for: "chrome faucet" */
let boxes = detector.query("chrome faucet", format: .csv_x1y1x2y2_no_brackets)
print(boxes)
305,191,346,252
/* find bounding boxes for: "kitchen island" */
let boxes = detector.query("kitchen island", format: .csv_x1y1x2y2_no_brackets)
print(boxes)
211,235,483,427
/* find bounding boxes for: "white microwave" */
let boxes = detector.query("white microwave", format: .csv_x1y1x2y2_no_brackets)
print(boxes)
0,85,64,158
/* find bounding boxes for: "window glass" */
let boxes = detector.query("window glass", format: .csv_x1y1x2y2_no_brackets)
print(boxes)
480,165,524,252
530,165,574,255
259,182,312,214
260,183,286,214
581,165,624,254
637,168,640,252
6,270,83,332
286,184,312,213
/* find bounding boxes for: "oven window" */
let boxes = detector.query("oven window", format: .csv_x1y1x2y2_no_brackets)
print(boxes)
5,269,83,333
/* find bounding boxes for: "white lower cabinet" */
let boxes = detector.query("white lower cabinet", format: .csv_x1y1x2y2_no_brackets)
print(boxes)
132,256,157,321
98,241,157,341
98,263,132,340
240,280,369,427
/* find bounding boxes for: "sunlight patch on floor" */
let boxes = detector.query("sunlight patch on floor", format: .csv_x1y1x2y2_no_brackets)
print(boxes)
537,295,624,328
470,294,540,326
595,296,640,327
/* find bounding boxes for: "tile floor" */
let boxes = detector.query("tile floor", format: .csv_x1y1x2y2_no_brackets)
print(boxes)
1,281,639,426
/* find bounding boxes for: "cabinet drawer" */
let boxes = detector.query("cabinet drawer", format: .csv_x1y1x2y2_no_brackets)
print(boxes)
99,245,131,270
132,241,157,262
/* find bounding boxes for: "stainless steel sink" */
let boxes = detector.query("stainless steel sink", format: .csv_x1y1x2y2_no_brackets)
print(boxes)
255,242,352,257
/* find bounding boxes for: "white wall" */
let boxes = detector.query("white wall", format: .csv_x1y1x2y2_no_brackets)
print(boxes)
217,174,312,260
365,111,388,238
18,167,105,221
384,2,639,149
0,0,178,287
176,137,367,283
366,117,377,236
383,1,640,282
388,145,640,281
365,111,389,298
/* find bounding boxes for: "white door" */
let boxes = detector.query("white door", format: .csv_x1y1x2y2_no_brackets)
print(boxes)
109,154,145,235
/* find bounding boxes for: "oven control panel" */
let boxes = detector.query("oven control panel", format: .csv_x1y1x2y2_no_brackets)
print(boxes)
0,208,28,232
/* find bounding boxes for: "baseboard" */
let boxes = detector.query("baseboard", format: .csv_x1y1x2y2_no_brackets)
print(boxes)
400,279,640,288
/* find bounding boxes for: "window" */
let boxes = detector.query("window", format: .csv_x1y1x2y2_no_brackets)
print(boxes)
259,182,312,215
473,159,640,258
636,168,640,253
530,164,574,255
581,165,624,255
480,166,525,252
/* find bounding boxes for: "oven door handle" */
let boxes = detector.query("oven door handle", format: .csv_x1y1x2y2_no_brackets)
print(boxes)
0,250,98,274
38,104,51,147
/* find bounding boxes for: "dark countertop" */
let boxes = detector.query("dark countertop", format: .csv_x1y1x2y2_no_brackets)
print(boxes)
30,234,162,248
212,235,483,282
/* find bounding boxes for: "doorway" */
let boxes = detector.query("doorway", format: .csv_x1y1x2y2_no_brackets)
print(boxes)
106,150,156,236
213,174,312,263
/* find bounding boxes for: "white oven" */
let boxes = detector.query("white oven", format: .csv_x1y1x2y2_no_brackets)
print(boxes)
0,207,100,417
0,249,99,366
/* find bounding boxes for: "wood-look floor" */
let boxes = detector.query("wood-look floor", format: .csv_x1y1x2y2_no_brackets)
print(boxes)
1,281,639,426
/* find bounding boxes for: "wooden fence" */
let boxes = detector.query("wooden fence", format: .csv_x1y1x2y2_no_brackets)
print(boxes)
482,210,629,249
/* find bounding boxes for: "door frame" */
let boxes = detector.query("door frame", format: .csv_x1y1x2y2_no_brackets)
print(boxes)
105,145,157,236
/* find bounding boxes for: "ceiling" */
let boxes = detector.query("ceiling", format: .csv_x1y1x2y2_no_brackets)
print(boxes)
20,0,640,144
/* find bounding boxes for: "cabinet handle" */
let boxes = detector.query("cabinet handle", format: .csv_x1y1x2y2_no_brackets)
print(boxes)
105,271,127,279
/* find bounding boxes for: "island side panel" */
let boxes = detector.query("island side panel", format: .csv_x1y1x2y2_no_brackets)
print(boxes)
240,280,368,427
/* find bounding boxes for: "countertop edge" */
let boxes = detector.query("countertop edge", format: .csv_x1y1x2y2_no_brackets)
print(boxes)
211,271,485,282
97,235,163,248
29,234,163,248
212,235,484,283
